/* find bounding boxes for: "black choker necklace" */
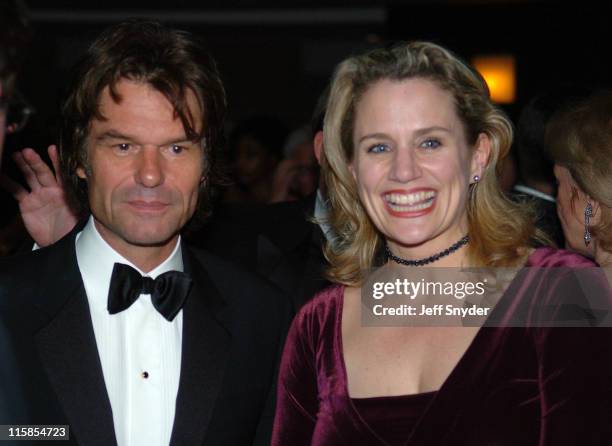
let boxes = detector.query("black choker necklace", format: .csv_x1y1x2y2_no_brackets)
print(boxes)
385,235,469,266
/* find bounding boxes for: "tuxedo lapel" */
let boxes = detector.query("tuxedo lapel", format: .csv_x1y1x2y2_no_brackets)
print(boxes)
256,198,329,309
34,234,117,446
294,225,329,308
256,234,301,294
170,247,231,446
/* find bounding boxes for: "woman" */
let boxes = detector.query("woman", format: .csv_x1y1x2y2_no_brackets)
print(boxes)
547,91,612,269
271,42,612,445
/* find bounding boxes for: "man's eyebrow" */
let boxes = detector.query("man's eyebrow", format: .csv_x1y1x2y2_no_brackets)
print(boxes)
95,130,133,142
95,131,195,146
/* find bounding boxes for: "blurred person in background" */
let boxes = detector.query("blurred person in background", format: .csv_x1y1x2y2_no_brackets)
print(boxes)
0,0,31,165
224,115,287,204
195,90,332,311
269,125,319,203
547,90,612,271
512,86,592,247
0,0,32,426
272,41,612,446
0,0,37,257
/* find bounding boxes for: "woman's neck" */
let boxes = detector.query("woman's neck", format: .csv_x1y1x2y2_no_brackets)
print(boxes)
386,237,470,268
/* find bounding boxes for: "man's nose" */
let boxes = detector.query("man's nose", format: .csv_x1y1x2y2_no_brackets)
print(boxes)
389,147,422,183
135,146,164,187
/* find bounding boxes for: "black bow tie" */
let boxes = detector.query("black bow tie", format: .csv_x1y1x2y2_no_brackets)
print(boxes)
107,263,193,321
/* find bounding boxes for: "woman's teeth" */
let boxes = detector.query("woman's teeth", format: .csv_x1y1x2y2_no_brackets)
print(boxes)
384,191,436,211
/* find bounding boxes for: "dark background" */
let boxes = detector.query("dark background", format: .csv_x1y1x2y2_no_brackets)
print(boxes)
1,0,609,244
10,1,611,148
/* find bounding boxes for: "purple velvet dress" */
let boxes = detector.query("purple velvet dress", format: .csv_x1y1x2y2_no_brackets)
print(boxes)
271,248,612,445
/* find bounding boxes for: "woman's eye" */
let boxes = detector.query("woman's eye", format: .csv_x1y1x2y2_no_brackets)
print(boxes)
420,138,441,149
367,143,389,153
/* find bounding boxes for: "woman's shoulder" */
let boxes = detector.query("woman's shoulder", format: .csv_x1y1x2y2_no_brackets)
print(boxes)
526,246,597,267
517,247,608,325
297,284,344,319
290,284,345,336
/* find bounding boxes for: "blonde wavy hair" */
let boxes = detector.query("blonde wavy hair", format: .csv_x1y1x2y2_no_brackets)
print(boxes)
546,90,612,253
322,41,548,286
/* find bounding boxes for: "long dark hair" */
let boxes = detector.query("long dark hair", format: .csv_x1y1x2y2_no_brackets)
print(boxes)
59,19,227,222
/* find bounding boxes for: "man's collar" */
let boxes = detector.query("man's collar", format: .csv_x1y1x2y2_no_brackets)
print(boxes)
314,188,337,245
513,184,556,203
76,216,183,312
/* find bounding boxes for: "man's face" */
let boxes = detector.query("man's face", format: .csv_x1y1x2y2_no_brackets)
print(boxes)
77,79,204,256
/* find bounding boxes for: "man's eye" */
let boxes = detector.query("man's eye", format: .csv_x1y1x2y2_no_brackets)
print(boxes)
170,144,185,154
115,143,131,152
420,139,441,149
367,143,389,153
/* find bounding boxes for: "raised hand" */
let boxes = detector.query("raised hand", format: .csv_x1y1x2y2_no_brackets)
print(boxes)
1,145,79,247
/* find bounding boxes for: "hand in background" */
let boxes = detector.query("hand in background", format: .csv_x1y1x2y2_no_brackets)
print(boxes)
1,145,79,247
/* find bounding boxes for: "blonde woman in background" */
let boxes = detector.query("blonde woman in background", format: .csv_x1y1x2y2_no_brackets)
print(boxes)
547,90,612,271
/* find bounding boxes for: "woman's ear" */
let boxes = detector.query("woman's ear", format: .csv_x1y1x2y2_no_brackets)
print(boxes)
583,192,602,225
470,133,492,180
348,160,357,182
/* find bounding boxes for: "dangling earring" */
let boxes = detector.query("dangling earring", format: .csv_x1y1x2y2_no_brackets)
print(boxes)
584,202,593,246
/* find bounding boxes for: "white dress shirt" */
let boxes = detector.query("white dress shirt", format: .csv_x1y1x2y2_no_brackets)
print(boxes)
513,183,556,203
314,188,337,246
76,217,183,446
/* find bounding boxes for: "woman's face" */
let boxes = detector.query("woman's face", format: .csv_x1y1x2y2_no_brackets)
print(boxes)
553,164,594,257
351,78,489,258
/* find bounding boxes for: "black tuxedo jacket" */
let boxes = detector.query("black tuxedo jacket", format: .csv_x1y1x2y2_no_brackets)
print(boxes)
192,194,330,311
0,228,290,446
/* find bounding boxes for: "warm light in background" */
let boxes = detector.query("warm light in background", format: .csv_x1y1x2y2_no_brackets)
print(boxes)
471,55,516,104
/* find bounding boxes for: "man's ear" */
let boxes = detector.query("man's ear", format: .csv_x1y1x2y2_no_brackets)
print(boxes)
313,130,323,166
471,133,492,180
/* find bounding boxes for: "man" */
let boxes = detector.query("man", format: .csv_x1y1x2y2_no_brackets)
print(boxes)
0,20,289,446
11,88,333,312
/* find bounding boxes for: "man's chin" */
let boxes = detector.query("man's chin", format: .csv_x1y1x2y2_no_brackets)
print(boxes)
111,223,181,249
123,231,179,248
93,215,188,251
